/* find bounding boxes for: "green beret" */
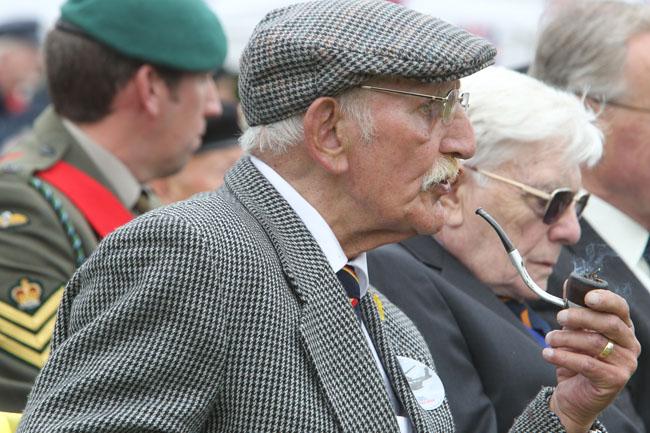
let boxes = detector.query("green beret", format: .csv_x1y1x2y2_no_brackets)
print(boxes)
60,0,227,72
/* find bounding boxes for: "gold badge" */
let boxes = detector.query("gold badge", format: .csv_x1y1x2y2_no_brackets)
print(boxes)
0,211,29,229
10,278,43,310
373,293,385,321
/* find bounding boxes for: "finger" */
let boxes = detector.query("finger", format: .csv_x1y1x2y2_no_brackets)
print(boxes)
542,347,633,390
546,330,637,371
555,366,577,382
556,308,639,354
583,290,633,327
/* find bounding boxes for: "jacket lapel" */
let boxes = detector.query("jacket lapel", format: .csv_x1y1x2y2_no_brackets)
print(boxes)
360,289,439,433
401,236,534,341
224,158,397,432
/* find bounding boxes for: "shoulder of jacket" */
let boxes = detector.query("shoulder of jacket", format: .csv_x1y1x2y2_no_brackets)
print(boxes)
0,108,70,178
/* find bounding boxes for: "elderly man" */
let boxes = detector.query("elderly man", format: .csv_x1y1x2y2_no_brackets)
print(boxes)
368,66,643,433
529,1,650,428
0,0,225,411
18,2,637,432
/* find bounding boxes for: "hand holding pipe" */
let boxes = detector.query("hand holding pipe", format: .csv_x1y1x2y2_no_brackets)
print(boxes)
475,208,608,308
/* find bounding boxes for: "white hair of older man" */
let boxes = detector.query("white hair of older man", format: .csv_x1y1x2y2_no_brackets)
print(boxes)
239,88,374,154
530,0,650,102
461,66,603,178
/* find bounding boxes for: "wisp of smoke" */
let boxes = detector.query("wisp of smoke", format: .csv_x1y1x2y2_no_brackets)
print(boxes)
572,243,618,276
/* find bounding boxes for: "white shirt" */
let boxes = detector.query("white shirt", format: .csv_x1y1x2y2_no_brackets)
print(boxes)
63,119,141,209
584,195,650,291
250,156,412,433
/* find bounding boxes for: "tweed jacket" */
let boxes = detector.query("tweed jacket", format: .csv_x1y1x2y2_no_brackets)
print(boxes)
368,236,643,433
18,158,584,432
543,219,650,431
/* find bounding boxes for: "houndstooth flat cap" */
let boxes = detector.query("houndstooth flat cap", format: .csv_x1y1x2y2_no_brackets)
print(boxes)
239,0,496,126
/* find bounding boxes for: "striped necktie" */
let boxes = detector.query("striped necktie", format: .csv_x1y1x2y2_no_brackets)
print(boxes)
500,297,551,348
336,265,362,318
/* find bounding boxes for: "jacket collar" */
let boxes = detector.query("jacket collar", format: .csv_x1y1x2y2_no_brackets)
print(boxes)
400,235,535,340
224,157,401,432
21,107,117,198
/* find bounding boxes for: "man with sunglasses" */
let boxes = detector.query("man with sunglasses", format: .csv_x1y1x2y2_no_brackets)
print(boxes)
530,2,650,429
369,66,644,433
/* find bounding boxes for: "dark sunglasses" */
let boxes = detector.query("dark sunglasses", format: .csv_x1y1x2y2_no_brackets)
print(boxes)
467,167,590,225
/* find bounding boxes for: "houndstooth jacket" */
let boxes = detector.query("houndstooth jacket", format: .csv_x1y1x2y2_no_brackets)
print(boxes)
19,157,575,432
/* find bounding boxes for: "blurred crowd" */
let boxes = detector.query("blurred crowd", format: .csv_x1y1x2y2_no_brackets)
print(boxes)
0,1,649,433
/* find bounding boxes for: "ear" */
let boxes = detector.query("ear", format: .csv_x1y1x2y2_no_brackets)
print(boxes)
302,97,348,174
439,173,470,228
132,65,167,117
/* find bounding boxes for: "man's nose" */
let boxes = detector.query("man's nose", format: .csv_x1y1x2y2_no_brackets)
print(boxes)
204,80,223,118
549,204,582,245
439,109,475,160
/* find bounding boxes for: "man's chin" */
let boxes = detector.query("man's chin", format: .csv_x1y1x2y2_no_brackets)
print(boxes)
412,200,446,235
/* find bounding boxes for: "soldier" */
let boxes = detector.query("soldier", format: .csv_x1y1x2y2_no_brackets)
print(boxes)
148,101,243,204
0,0,226,411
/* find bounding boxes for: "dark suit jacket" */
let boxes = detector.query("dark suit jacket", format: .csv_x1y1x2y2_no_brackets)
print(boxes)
368,235,645,433
542,219,650,431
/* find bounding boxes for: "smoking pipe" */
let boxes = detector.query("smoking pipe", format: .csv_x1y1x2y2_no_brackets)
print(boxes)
475,208,608,308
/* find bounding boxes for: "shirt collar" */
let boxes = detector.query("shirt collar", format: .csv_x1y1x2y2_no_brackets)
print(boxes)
63,119,142,209
584,194,649,268
250,155,369,297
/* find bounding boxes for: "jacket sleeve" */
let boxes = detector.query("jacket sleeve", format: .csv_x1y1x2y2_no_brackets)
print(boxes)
0,175,77,296
510,387,607,433
18,213,229,433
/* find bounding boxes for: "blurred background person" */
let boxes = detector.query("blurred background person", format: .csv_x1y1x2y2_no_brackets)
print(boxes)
369,66,644,433
0,19,48,147
530,2,650,428
0,0,226,411
149,101,243,204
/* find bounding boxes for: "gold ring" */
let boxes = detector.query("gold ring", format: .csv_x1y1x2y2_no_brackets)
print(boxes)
598,340,615,359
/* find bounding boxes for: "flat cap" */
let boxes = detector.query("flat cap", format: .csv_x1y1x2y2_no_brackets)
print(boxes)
0,20,40,46
239,0,496,126
59,0,227,72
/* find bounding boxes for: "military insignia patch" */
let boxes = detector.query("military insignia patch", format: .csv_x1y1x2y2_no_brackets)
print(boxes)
10,278,43,310
0,211,29,229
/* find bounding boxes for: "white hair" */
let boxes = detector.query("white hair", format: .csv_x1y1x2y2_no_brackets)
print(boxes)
461,66,603,176
239,87,375,155
530,0,650,101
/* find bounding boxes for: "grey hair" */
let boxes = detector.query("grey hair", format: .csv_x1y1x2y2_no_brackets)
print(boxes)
529,0,650,101
461,66,603,176
239,87,374,155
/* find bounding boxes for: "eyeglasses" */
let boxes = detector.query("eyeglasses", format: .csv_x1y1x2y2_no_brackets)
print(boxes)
588,96,650,114
360,85,469,125
467,166,590,225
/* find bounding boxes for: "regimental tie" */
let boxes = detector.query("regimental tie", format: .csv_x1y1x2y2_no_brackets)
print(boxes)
336,265,363,320
335,264,408,420
500,297,552,348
